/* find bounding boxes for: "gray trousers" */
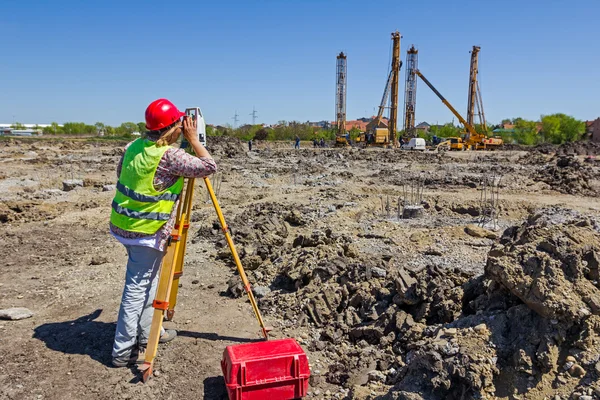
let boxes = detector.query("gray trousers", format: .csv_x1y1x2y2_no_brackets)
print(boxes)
112,245,165,358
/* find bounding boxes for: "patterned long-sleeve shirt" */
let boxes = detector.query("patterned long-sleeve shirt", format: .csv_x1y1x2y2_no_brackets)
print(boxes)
110,137,217,251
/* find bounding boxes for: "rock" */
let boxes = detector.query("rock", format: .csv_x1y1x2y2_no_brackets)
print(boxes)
371,266,387,278
90,256,109,265
424,248,443,256
243,255,262,271
474,323,489,335
252,285,270,298
444,328,457,337
102,184,116,192
367,370,385,383
62,179,83,191
0,307,34,320
579,396,593,400
568,363,585,377
464,225,498,240
227,277,243,298
191,279,199,284
486,207,600,323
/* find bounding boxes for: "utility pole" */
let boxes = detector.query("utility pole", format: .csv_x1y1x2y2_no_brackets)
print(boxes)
250,106,258,125
232,110,239,128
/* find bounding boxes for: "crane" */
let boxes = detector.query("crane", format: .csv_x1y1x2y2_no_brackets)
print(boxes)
414,69,502,150
335,52,349,147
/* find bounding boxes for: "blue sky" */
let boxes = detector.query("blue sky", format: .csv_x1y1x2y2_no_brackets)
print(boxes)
1,0,599,127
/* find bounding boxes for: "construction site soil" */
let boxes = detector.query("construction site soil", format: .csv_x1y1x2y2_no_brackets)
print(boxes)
1,137,600,400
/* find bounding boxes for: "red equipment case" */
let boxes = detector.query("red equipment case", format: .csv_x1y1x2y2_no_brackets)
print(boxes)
221,338,310,400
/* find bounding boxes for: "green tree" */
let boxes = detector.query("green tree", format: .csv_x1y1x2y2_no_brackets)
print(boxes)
94,122,105,135
115,122,138,136
137,122,146,133
541,113,585,144
513,118,539,145
349,126,361,140
62,122,87,134
11,122,26,130
253,128,270,140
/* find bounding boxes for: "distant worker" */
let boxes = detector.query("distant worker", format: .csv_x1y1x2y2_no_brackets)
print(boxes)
313,138,318,148
294,136,300,149
248,139,252,151
109,98,217,367
320,138,325,148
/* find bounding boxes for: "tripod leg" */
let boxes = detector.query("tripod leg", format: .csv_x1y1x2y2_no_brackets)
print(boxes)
139,223,184,382
140,179,193,382
166,179,195,321
203,177,271,339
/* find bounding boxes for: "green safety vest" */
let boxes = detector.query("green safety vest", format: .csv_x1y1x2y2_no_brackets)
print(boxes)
110,138,184,234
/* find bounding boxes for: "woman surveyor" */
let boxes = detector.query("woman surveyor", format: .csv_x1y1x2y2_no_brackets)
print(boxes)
109,99,216,367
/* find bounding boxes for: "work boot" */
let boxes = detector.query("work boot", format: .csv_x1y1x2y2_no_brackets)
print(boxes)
159,329,177,344
111,346,146,368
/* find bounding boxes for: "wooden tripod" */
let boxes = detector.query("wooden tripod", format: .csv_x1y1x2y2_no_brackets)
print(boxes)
140,176,270,383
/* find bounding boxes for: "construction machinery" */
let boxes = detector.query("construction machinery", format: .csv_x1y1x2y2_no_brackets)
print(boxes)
403,45,418,138
414,69,502,150
335,52,349,147
388,31,401,147
467,46,487,133
359,31,402,147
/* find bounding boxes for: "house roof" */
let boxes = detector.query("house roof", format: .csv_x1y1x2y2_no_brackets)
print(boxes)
415,122,430,128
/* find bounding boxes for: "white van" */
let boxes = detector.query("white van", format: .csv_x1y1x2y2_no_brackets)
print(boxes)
402,138,426,151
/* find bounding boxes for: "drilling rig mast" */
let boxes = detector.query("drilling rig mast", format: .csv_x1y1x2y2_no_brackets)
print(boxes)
335,52,348,146
389,31,401,147
467,46,487,132
403,45,418,137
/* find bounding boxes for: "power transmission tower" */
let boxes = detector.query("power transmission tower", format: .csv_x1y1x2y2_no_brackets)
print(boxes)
232,110,239,128
250,106,258,125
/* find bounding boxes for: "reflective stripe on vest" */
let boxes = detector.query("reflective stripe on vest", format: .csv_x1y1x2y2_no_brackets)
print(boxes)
111,201,171,221
116,181,179,203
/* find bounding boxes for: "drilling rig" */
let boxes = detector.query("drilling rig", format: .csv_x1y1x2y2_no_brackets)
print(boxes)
360,31,402,147
467,46,487,133
335,52,349,147
414,68,502,150
403,45,418,138
389,31,401,147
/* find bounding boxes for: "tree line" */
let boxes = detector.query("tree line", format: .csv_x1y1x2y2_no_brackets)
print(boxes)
414,113,586,145
13,113,587,145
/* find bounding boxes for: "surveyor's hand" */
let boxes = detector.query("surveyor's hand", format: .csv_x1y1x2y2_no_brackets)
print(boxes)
183,117,200,145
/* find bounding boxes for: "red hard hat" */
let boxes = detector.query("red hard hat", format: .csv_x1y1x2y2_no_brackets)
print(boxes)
145,98,185,131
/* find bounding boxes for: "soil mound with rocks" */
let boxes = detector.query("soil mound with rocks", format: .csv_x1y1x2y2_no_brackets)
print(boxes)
533,155,597,196
207,135,246,158
256,207,600,399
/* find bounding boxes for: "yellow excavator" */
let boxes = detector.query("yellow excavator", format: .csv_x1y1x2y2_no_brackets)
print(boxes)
414,69,502,150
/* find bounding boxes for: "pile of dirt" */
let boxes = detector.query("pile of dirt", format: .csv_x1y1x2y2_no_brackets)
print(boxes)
556,141,600,156
207,136,246,158
533,141,600,156
533,155,598,196
256,207,600,399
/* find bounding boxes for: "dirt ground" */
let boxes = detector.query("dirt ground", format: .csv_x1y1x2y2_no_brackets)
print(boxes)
1,137,599,400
